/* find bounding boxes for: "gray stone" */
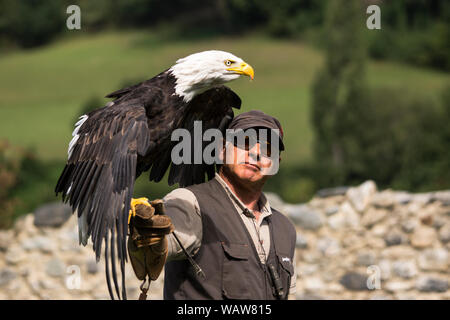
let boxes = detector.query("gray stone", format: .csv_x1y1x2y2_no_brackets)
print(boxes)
439,224,450,243
384,230,407,246
21,236,56,253
86,259,99,274
284,204,323,230
416,276,448,293
317,237,341,257
392,260,418,279
418,248,448,271
264,192,285,212
296,293,326,300
394,192,413,205
401,220,418,234
0,230,13,252
316,186,349,198
339,272,369,291
371,191,395,209
325,206,339,216
411,193,433,205
346,180,377,213
0,268,17,287
356,252,377,266
385,281,413,293
34,202,72,228
45,258,66,278
432,191,450,206
303,277,325,292
295,233,308,249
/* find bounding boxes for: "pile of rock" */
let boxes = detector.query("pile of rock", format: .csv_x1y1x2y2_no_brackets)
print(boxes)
267,180,449,300
0,202,164,300
0,180,448,300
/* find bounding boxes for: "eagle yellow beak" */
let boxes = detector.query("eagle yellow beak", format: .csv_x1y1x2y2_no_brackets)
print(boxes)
227,62,254,80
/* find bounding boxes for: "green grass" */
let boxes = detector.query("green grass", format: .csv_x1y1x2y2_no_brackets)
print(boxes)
1,30,449,164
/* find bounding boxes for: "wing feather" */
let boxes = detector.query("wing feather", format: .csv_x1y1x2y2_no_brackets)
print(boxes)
55,103,150,300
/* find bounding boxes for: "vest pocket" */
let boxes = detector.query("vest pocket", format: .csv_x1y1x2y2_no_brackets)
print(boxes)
276,253,294,299
221,242,252,299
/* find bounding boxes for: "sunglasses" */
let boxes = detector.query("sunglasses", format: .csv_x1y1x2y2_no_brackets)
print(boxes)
231,135,273,157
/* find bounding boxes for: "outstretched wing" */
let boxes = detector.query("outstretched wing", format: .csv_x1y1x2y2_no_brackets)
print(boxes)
167,86,241,186
55,102,151,300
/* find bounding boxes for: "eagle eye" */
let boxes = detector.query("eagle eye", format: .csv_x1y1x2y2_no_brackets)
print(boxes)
225,60,234,67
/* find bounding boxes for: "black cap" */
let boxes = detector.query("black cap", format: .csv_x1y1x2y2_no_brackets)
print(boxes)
227,110,285,151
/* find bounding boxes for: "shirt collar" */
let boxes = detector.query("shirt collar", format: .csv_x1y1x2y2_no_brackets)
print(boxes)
214,173,273,219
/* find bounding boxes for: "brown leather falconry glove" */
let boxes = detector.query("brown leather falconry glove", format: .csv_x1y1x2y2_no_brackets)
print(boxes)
127,199,174,282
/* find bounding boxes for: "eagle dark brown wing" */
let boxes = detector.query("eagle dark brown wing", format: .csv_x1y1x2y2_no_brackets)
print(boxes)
55,102,151,300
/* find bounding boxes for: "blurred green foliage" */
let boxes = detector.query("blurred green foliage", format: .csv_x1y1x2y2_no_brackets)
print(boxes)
0,140,60,229
1,0,449,70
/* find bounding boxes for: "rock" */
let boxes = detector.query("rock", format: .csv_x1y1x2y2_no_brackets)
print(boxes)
284,204,323,230
34,202,72,228
340,272,369,291
0,230,13,252
301,264,318,276
328,202,360,230
411,193,433,205
371,191,395,209
385,281,413,293
5,246,26,265
303,277,325,292
394,192,413,205
45,258,66,278
21,236,56,253
381,246,416,259
296,293,326,300
316,186,349,198
317,237,341,257
418,248,448,271
0,269,17,287
264,192,285,212
325,206,339,216
432,191,450,206
86,259,99,274
361,208,387,228
356,252,377,266
378,260,392,280
401,220,418,234
416,276,448,293
295,233,308,249
411,226,437,248
384,229,407,246
392,260,418,279
439,224,450,243
346,180,377,213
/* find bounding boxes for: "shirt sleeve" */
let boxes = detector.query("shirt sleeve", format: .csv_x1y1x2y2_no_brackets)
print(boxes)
163,188,202,261
288,249,297,299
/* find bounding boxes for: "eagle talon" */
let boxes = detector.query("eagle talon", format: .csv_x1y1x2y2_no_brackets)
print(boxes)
128,197,151,224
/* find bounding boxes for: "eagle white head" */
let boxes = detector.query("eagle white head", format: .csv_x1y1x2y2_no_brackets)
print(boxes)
169,50,254,102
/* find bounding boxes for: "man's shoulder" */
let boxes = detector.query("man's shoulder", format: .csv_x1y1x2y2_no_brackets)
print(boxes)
269,206,296,235
163,187,198,205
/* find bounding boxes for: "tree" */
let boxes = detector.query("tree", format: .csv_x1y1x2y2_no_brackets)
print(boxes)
311,0,369,186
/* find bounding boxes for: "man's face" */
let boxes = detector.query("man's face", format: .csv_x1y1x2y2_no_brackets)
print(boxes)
220,130,280,185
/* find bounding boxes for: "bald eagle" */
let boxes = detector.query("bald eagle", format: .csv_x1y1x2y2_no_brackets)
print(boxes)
55,50,254,300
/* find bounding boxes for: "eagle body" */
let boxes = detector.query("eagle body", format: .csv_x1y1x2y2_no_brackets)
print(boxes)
55,51,253,299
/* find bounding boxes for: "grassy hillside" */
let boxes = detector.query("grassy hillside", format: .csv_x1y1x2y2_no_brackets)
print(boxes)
1,31,448,163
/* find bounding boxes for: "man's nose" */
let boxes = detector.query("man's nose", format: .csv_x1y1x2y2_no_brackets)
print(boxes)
248,143,261,162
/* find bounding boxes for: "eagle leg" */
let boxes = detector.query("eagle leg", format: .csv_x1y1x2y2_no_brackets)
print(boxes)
128,197,151,224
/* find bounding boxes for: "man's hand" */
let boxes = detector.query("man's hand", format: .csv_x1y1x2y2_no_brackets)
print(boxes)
127,199,174,281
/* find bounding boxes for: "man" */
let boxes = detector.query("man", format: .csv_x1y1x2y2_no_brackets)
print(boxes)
128,110,297,300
